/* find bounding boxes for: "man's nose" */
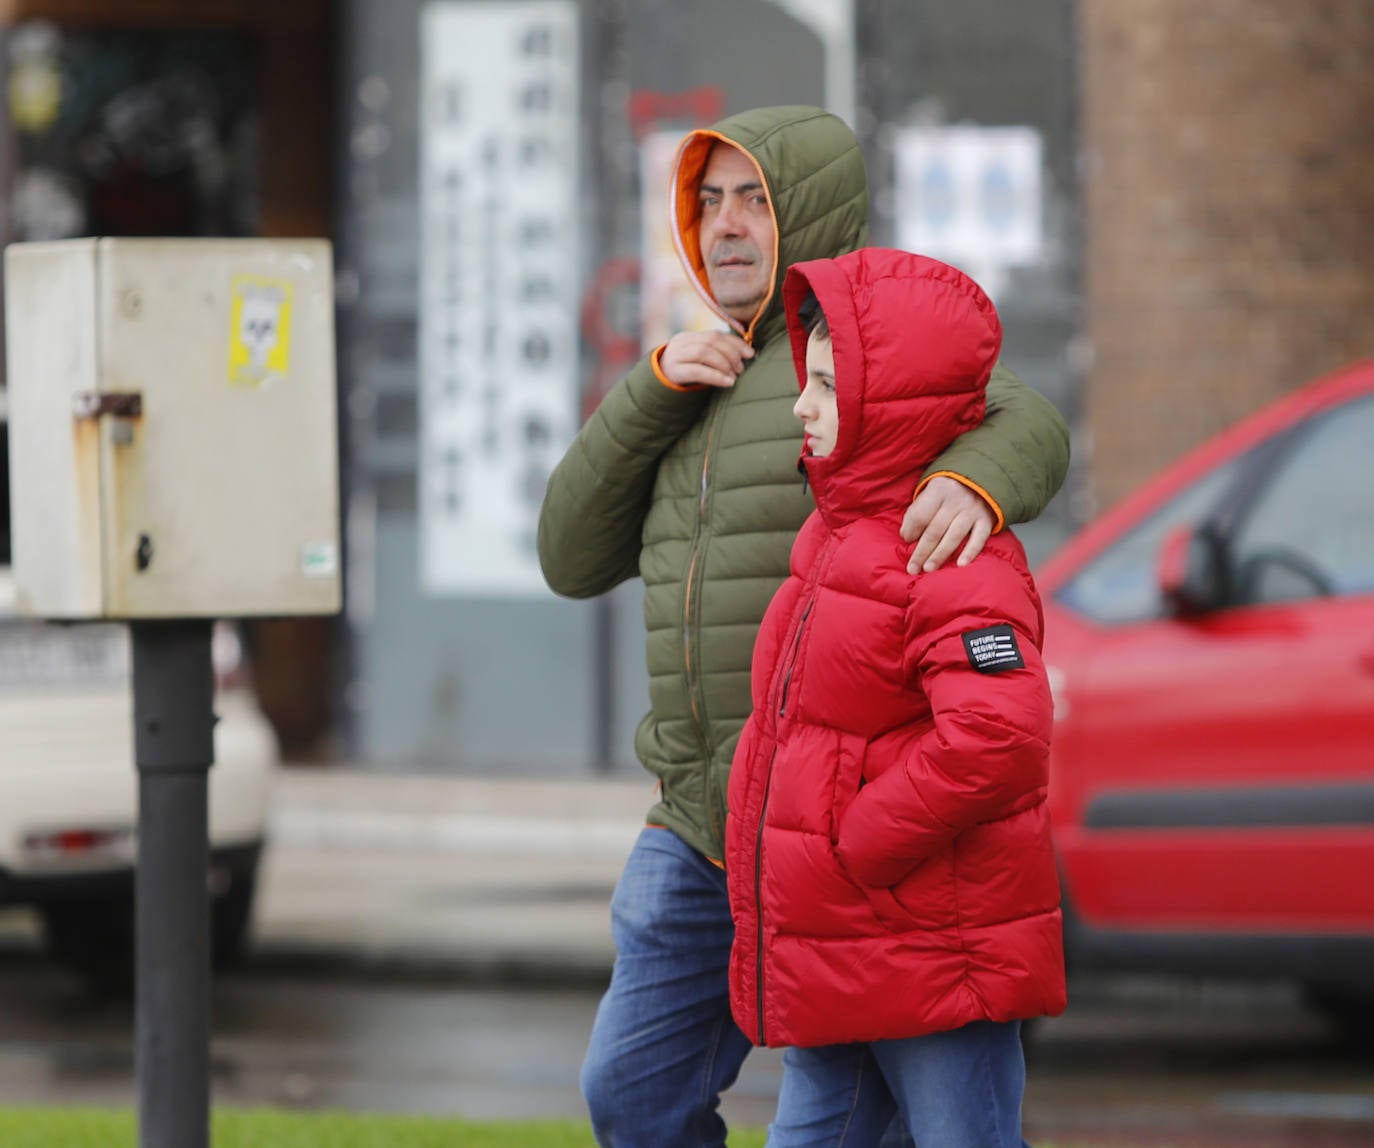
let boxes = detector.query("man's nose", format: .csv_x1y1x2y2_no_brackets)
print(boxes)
712,197,744,236
793,392,809,420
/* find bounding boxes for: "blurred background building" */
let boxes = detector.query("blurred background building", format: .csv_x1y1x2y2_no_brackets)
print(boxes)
0,0,1369,774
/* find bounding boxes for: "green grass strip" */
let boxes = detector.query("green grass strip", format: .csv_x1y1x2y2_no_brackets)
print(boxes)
0,1108,765,1148
0,1107,1111,1147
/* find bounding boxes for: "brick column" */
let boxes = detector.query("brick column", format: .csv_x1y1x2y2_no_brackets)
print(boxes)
1079,1,1374,510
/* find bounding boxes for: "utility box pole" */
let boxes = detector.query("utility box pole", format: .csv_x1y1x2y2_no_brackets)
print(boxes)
4,237,341,1148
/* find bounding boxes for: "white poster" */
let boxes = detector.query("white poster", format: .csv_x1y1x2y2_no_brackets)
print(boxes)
418,1,579,596
893,126,1044,271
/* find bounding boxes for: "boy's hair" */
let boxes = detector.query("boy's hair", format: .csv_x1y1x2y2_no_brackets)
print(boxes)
797,290,830,341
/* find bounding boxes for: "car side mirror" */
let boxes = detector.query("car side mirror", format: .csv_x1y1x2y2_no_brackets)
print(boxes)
1156,523,1229,616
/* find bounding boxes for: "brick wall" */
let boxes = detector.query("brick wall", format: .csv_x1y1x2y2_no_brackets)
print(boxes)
1079,0,1374,509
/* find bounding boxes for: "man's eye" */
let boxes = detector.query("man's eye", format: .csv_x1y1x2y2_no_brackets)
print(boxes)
823,381,836,393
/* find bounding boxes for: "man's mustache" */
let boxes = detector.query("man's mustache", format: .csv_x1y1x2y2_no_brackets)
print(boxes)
710,242,760,267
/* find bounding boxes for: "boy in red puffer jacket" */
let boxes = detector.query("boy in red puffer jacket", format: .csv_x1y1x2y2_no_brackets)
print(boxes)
725,248,1066,1148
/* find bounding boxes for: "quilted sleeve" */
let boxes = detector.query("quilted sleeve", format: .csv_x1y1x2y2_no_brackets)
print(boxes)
835,551,1053,888
538,353,712,599
919,360,1070,531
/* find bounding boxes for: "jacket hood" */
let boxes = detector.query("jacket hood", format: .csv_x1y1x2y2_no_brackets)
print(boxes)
783,248,1001,525
669,106,869,346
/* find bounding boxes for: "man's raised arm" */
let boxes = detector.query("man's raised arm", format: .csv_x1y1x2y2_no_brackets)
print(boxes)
921,360,1070,529
901,361,1070,573
538,352,711,599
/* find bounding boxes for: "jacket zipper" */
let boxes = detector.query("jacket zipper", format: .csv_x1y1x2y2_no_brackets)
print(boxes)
684,405,723,839
754,750,776,1045
776,532,833,718
778,598,814,717
754,537,828,1043
754,590,813,1043
683,548,702,722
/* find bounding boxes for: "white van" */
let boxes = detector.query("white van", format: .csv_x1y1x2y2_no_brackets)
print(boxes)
0,398,279,989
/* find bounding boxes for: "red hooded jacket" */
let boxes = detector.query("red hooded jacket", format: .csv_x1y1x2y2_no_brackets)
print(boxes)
725,249,1066,1049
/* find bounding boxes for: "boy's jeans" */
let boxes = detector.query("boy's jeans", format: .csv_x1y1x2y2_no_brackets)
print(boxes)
579,826,923,1148
768,1022,1031,1148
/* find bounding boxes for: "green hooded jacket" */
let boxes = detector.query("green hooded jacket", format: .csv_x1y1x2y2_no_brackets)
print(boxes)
539,106,1069,862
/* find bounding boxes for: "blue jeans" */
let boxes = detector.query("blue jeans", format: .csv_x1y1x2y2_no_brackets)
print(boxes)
580,827,925,1148
580,827,753,1148
769,1022,1031,1148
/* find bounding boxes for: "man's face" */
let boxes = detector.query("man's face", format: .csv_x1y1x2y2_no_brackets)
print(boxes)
698,143,775,323
794,329,838,457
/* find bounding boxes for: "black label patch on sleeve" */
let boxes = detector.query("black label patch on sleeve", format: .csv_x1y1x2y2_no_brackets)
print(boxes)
962,624,1025,674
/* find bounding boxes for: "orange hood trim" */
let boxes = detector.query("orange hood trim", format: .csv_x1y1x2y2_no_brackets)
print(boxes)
669,130,781,344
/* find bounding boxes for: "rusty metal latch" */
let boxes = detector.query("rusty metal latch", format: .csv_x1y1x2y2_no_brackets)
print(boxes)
73,391,143,420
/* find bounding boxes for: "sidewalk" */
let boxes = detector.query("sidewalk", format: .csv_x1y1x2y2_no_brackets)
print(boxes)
251,767,654,985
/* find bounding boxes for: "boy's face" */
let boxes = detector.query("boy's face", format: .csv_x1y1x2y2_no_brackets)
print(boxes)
794,329,838,457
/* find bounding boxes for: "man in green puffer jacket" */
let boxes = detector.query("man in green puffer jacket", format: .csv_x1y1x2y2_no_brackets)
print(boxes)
538,106,1069,1148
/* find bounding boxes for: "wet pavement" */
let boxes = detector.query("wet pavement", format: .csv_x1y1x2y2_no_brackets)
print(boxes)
0,770,1370,1144
1021,978,1374,1147
0,944,1371,1147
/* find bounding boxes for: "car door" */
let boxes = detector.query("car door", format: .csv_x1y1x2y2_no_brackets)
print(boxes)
1054,393,1374,934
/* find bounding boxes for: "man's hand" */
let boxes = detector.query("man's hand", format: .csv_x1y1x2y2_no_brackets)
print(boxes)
901,475,996,574
660,331,755,389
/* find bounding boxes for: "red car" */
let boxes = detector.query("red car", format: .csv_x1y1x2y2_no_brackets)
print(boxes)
1036,360,1374,1014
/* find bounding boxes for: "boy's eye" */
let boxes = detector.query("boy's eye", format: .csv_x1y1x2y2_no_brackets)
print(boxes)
823,380,836,393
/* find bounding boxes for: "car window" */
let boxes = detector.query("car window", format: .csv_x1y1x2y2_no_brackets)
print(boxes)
1055,458,1243,626
1231,394,1374,604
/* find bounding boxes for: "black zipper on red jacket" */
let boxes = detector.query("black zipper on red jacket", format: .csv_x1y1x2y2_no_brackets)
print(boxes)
754,592,813,1044
778,599,814,717
754,750,776,1046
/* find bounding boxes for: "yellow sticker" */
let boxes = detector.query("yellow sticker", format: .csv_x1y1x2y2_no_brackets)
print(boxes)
9,61,61,133
228,275,294,388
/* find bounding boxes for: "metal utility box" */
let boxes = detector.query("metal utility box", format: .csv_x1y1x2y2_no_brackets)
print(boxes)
5,238,340,619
